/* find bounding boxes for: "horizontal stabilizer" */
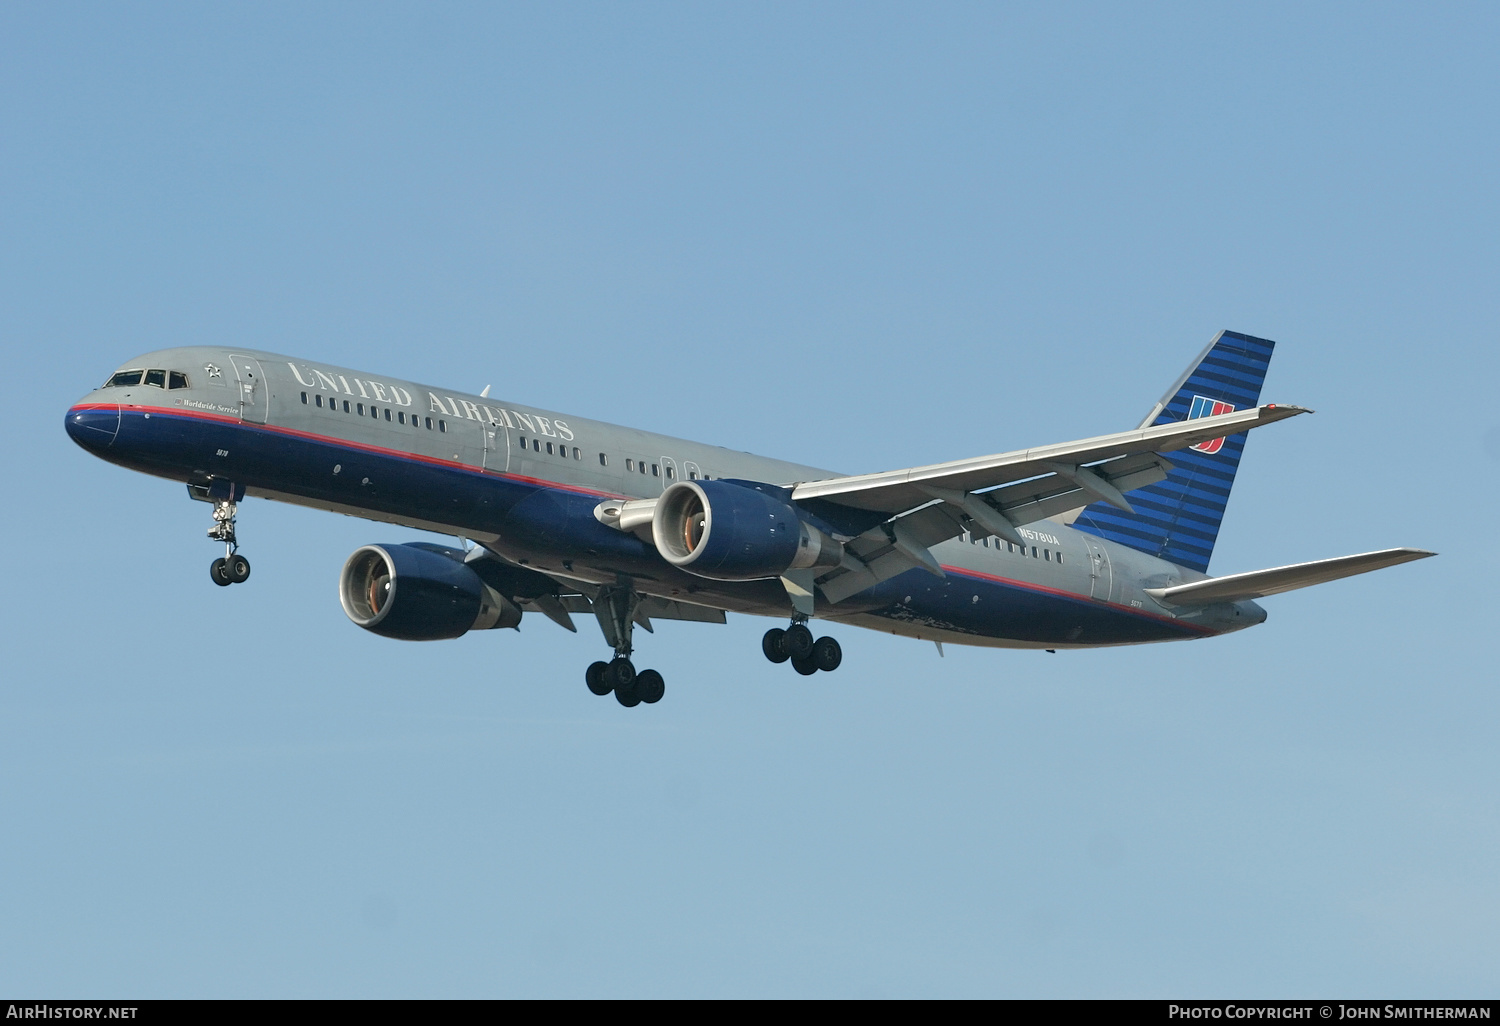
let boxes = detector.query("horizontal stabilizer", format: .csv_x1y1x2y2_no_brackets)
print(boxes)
1145,548,1435,605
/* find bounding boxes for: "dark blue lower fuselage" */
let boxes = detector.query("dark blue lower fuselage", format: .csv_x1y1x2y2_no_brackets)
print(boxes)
67,400,1225,648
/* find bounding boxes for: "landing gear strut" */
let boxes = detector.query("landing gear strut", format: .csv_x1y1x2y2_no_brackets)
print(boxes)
584,582,666,707
763,620,842,675
207,499,251,587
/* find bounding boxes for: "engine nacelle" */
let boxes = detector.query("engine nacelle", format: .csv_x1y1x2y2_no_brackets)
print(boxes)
339,543,522,641
651,479,843,581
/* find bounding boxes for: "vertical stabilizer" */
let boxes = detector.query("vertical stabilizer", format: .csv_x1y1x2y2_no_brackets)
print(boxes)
1071,330,1276,573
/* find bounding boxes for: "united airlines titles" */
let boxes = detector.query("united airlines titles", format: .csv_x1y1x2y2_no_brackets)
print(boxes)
287,363,574,440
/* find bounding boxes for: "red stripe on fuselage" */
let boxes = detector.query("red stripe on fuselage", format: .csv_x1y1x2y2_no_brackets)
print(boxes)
76,402,629,502
941,564,1217,635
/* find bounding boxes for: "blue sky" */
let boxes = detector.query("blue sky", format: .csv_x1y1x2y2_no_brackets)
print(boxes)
2,2,1496,997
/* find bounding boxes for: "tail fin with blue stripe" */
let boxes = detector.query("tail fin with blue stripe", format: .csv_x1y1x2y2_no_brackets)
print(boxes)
1071,330,1276,573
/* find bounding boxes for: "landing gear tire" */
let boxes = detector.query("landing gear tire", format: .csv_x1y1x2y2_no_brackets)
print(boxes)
228,554,251,584
586,661,613,696
785,623,815,661
635,669,665,704
615,680,642,707
762,628,790,664
813,636,842,672
210,558,232,587
606,656,636,691
791,654,819,676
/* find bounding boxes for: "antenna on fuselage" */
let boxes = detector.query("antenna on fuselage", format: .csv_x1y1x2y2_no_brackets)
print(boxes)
480,385,491,398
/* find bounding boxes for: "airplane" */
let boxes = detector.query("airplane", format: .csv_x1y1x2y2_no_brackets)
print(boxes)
64,330,1432,707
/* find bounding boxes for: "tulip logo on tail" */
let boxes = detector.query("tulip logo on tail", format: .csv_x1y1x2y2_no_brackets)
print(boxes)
1187,395,1235,454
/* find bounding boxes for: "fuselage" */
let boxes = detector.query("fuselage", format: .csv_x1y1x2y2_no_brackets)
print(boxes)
65,347,1266,648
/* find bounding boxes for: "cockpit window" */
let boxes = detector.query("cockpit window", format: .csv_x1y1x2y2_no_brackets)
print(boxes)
169,371,189,389
144,369,166,388
106,370,143,387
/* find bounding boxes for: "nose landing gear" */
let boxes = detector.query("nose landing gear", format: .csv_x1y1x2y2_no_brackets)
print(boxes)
762,620,842,675
206,498,251,587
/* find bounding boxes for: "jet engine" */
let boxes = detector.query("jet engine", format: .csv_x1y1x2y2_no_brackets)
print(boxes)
339,543,522,641
651,479,844,582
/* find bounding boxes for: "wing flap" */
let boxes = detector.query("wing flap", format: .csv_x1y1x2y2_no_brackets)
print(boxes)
984,452,1172,528
1145,548,1435,605
636,596,728,624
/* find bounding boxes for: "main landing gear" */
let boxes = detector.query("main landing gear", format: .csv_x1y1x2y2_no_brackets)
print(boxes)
584,583,665,708
585,658,665,707
762,620,842,676
207,499,251,587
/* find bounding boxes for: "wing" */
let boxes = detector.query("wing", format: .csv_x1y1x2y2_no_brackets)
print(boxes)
467,546,728,633
792,403,1308,513
539,580,726,632
791,403,1311,604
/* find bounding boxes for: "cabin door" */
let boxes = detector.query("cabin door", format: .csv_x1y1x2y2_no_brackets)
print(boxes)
484,417,508,473
1085,537,1114,602
228,355,268,424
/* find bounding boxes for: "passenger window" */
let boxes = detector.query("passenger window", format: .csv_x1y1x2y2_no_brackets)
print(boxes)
665,465,674,479
343,400,351,413
169,372,189,389
1056,552,1063,565
688,471,698,480
315,394,323,408
384,409,391,421
357,403,365,415
425,417,432,429
640,462,647,475
107,370,143,387
546,442,553,455
1044,549,1051,561
532,438,540,451
626,459,634,472
397,412,404,424
573,447,581,460
300,392,308,404
439,420,447,433
599,453,608,466
1031,546,1038,558
144,369,166,388
651,464,659,477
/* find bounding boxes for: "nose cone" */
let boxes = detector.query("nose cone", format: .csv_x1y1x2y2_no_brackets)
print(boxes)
66,402,120,452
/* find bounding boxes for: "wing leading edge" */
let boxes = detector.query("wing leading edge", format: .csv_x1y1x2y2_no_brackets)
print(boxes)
790,403,1309,514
